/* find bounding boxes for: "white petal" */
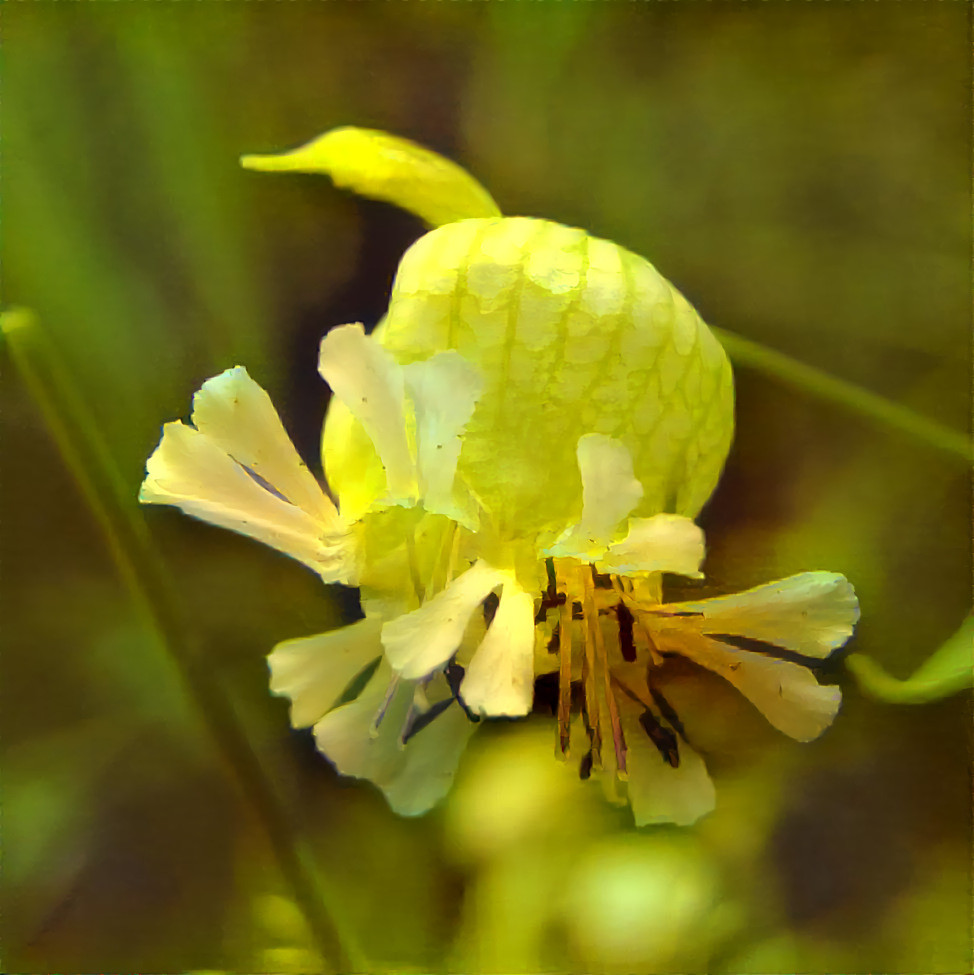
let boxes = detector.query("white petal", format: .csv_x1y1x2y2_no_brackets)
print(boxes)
381,700,477,816
402,350,483,527
312,660,475,816
546,434,644,560
599,514,705,577
267,618,383,728
657,629,842,741
319,397,390,524
659,572,859,657
312,661,407,785
190,366,340,528
576,434,644,540
140,422,349,582
622,707,716,826
460,580,536,717
381,561,507,679
318,323,417,502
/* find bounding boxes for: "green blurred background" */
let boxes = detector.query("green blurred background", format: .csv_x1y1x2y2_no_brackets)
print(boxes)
2,2,970,972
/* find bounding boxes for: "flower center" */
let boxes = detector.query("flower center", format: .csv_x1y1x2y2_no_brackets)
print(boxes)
543,558,689,779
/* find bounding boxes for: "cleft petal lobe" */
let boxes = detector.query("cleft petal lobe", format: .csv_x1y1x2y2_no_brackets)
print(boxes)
382,561,507,680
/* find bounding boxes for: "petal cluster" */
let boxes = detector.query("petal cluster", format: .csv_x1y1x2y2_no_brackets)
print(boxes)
141,300,859,826
141,324,499,813
526,438,859,826
140,366,349,582
140,128,860,823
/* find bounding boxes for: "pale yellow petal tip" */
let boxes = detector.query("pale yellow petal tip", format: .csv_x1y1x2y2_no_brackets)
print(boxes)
240,126,501,227
239,152,293,173
600,513,705,578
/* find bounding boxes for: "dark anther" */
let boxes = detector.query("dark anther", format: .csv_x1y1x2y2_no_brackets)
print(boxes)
446,662,481,721
533,672,559,715
401,697,455,745
536,674,587,717
536,560,567,623
590,566,614,589
579,749,594,780
639,709,680,768
545,557,558,596
648,685,687,740
445,661,465,697
482,590,500,628
546,624,560,655
659,610,704,618
535,589,567,624
540,592,567,609
711,632,827,669
572,601,584,620
616,602,636,662
242,464,292,503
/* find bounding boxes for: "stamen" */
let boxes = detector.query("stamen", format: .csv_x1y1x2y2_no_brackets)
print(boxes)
546,623,560,655
628,603,666,668
612,670,687,767
579,579,603,769
591,568,614,589
709,632,831,668
400,696,454,745
648,684,688,741
240,464,293,503
370,673,401,737
404,533,424,607
445,661,481,722
584,575,627,775
482,590,500,628
557,597,573,754
444,660,465,697
545,557,558,597
536,558,567,623
638,709,680,767
616,601,637,662
579,650,602,769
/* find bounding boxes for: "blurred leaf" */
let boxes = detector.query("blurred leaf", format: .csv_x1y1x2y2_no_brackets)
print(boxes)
877,845,974,974
242,126,501,228
562,834,730,974
3,720,124,936
845,615,973,703
2,308,366,973
109,14,271,371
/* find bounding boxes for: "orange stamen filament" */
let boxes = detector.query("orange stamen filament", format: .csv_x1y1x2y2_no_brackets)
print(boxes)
580,628,602,769
585,574,628,776
557,597,573,754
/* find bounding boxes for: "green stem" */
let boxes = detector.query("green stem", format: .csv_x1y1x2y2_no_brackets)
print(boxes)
712,327,972,464
2,309,368,974
845,615,974,704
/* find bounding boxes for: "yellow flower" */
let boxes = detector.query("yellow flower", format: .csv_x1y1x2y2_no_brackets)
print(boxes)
536,534,858,825
140,128,858,821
